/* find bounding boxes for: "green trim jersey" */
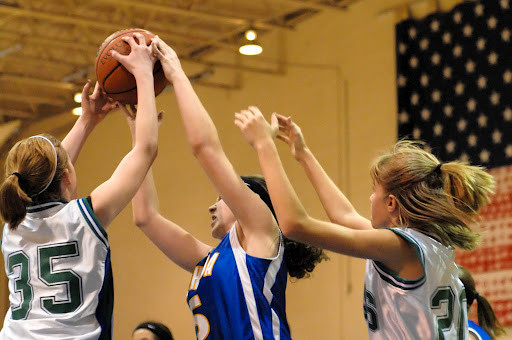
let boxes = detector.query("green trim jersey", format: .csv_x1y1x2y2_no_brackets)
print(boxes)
0,198,113,340
363,227,468,340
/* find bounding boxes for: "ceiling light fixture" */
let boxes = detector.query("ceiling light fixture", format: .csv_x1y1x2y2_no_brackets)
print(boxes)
239,29,262,56
72,107,82,116
74,92,82,103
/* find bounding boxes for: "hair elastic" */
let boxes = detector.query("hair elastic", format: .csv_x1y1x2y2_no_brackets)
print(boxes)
434,163,443,175
29,135,58,197
11,172,22,180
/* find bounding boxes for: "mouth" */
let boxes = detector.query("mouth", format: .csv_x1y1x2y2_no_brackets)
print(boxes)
210,215,217,228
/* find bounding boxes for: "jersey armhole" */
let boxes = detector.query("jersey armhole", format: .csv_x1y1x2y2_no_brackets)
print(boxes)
371,228,426,290
78,197,109,246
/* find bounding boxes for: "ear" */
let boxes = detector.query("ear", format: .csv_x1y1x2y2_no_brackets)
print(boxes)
387,194,398,214
61,168,71,185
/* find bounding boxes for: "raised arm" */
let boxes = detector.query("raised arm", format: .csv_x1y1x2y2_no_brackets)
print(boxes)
61,80,118,163
123,108,211,272
275,114,371,230
235,107,419,277
152,37,277,256
90,33,159,228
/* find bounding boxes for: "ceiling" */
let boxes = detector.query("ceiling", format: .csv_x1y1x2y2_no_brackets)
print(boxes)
0,0,360,125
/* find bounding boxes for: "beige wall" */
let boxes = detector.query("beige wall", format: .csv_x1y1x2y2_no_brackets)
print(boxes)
0,1,397,339
3,0,511,339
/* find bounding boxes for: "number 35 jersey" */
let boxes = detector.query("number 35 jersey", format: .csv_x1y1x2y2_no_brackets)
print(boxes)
0,198,113,340
363,227,468,340
186,224,291,340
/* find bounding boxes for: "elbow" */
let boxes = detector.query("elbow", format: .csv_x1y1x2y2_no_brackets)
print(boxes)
133,209,156,229
190,140,219,160
142,141,158,163
133,215,147,229
189,140,206,158
279,215,308,239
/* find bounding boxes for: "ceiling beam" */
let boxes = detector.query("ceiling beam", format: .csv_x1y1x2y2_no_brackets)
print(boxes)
0,109,35,119
278,0,350,11
94,0,292,30
0,5,239,51
0,75,79,91
0,93,67,107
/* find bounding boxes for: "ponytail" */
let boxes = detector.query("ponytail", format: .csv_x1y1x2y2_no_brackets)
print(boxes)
458,265,506,339
474,293,506,340
0,173,32,229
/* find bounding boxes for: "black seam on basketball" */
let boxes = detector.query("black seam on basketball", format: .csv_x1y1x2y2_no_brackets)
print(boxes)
102,64,137,95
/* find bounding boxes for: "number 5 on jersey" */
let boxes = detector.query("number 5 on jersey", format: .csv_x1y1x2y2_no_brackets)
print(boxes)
7,242,83,320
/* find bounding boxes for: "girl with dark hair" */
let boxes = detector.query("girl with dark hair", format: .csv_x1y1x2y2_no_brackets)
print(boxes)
235,107,496,339
0,32,160,339
133,321,173,340
458,265,506,340
129,37,327,339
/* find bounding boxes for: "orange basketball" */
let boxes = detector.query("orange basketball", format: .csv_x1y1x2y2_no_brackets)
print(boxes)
95,28,168,105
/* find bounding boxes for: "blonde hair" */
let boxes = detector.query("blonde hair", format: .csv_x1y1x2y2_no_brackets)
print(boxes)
370,140,495,250
0,134,69,229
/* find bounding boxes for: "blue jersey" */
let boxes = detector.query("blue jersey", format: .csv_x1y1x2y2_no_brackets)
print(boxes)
186,224,290,340
468,320,491,340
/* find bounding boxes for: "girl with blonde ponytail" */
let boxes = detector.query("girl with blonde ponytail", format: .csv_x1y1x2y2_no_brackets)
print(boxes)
235,107,496,340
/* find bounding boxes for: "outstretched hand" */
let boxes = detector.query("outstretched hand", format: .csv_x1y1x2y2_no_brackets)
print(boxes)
274,114,308,161
80,80,118,125
234,106,278,148
151,36,184,82
111,33,156,76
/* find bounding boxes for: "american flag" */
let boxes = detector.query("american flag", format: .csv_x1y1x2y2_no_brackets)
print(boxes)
396,0,512,326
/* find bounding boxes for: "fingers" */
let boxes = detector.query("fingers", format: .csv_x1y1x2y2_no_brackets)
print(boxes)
270,112,279,130
247,106,263,117
129,104,137,116
126,32,145,48
118,104,135,120
276,134,290,144
152,41,164,59
82,80,92,101
91,81,102,98
234,112,249,125
110,49,125,63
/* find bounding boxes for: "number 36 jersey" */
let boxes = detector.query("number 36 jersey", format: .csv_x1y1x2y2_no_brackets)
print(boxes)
363,227,468,340
0,198,113,340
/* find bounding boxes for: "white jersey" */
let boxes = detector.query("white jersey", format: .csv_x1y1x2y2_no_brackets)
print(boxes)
0,198,113,340
363,227,468,340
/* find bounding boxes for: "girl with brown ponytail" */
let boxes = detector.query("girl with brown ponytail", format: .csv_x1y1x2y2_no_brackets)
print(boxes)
458,265,506,340
0,32,160,340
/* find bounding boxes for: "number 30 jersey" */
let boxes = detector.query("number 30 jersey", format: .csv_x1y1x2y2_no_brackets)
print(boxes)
0,198,113,340
186,224,291,340
363,227,468,340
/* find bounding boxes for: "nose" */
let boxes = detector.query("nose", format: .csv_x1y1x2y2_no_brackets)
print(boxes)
208,203,216,214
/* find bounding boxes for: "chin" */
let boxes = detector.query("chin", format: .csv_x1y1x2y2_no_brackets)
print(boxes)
211,228,227,240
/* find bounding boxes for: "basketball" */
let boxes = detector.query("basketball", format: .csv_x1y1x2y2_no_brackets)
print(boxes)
95,28,168,105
